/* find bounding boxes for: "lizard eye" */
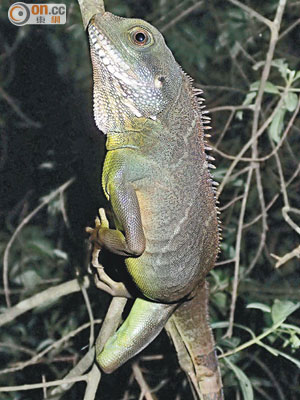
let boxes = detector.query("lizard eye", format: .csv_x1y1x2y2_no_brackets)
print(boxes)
129,27,153,47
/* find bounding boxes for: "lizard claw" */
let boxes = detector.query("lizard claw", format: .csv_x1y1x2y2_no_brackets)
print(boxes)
86,208,109,246
98,208,109,228
86,208,109,271
86,208,131,298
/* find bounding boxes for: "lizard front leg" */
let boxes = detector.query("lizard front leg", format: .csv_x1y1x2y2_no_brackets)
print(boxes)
91,174,146,257
87,168,146,295
86,208,132,298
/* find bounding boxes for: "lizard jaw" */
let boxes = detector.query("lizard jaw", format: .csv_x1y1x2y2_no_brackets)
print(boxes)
88,23,164,133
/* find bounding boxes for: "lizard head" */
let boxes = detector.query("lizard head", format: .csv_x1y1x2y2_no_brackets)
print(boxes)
88,12,183,134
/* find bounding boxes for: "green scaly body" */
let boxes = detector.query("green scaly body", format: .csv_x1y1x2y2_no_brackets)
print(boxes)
88,11,223,399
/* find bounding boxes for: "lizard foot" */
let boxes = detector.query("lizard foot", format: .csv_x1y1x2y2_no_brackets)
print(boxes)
86,208,131,298
94,266,131,298
86,207,109,248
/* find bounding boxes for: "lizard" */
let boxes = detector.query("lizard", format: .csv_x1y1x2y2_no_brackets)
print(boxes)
85,9,223,400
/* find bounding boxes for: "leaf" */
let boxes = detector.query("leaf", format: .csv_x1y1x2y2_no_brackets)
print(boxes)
230,41,240,58
37,338,55,352
236,111,243,120
211,321,229,330
15,270,42,290
271,300,300,324
211,168,227,181
294,71,300,82
290,334,300,349
250,81,260,91
242,91,257,106
250,80,279,94
268,108,286,144
243,91,257,104
53,249,68,261
213,292,227,310
284,92,298,112
28,238,55,258
262,342,300,368
225,358,254,400
264,81,280,94
276,350,300,368
252,61,265,71
39,162,54,170
247,303,271,313
270,59,289,80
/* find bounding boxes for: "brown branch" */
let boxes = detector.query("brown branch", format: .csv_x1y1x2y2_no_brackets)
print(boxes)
77,0,105,29
132,362,156,400
215,109,235,148
49,347,95,399
80,280,95,349
95,297,127,355
271,244,300,268
224,167,254,338
282,207,300,235
0,319,100,375
0,276,89,327
219,195,244,211
84,363,101,400
0,375,88,393
278,17,300,40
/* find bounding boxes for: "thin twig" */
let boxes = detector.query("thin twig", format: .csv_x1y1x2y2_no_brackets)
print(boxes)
49,347,95,398
218,0,288,197
0,375,89,392
226,0,273,28
3,177,75,307
278,17,300,40
160,2,203,32
80,281,95,349
0,276,89,327
271,244,300,268
243,161,300,229
0,319,101,375
224,0,288,337
132,362,156,400
225,167,254,338
84,363,101,400
0,86,41,128
216,87,289,197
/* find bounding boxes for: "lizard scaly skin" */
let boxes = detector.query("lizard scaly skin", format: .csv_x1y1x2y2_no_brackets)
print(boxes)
87,11,223,399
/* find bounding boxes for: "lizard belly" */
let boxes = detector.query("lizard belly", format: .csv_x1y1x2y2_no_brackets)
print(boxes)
126,176,218,303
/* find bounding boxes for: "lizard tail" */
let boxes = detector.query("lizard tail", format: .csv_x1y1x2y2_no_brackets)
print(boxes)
166,280,224,400
97,298,176,373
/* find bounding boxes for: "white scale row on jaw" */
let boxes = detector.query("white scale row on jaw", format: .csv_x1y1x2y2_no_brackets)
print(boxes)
90,25,129,71
89,25,147,89
89,25,157,120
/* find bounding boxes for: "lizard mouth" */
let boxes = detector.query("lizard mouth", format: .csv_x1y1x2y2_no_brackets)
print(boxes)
88,24,142,88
